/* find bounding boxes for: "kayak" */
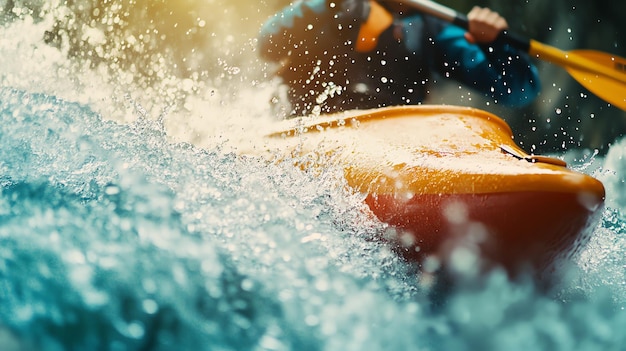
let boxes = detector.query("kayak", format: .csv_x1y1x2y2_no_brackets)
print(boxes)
247,105,605,276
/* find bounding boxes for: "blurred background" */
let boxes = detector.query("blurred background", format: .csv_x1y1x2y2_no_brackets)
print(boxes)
1,0,625,154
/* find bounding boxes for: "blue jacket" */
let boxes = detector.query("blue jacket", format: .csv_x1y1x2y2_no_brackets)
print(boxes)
258,0,541,115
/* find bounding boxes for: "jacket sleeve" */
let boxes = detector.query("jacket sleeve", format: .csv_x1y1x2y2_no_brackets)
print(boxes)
258,0,370,62
433,25,541,107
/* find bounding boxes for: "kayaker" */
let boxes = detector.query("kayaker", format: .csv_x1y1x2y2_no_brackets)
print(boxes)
257,0,541,116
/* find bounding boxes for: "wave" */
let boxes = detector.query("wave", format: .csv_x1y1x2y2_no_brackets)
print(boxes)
1,1,626,350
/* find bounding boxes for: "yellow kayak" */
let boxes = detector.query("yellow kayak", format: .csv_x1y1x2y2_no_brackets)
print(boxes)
250,105,605,275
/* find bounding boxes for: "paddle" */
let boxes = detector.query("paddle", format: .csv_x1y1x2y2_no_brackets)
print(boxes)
388,0,626,111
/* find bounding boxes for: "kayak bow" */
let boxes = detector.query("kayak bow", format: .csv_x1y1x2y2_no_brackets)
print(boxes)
253,105,605,275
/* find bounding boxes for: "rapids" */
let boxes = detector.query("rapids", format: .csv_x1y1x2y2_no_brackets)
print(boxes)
1,1,625,350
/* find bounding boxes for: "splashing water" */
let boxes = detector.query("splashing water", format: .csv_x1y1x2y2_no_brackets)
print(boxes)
1,1,626,351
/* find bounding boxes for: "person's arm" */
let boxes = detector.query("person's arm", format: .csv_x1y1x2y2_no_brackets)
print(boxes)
433,7,541,107
258,0,370,62
258,0,328,62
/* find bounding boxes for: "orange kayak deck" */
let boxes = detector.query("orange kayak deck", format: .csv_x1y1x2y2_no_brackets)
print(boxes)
256,105,605,275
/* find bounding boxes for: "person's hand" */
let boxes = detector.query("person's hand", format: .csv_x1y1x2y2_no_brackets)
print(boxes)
464,6,508,44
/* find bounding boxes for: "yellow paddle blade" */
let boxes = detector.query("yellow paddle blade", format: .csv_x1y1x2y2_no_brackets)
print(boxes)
565,50,626,111
529,40,626,111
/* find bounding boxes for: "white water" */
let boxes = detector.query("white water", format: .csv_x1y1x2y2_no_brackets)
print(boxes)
1,2,626,351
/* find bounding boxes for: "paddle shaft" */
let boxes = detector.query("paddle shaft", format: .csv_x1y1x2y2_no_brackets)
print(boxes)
390,0,626,85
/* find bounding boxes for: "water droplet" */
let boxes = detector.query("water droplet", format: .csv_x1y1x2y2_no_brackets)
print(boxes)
127,321,145,339
241,278,254,291
142,299,159,314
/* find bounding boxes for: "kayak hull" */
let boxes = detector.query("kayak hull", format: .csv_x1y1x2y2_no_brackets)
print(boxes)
249,105,605,276
368,190,601,275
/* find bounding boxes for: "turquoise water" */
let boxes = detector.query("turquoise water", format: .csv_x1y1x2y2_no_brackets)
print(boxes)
1,2,626,351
